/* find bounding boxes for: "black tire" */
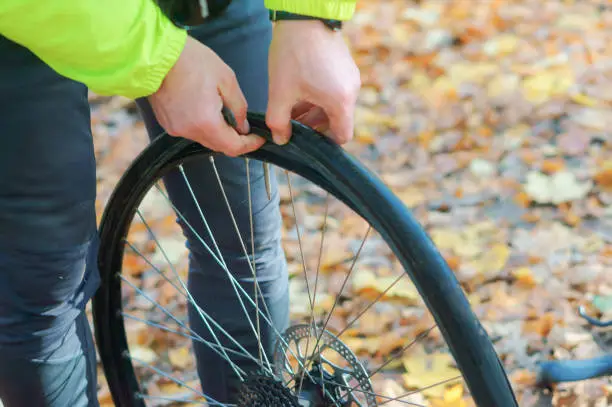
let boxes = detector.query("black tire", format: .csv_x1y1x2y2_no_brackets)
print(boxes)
93,113,518,407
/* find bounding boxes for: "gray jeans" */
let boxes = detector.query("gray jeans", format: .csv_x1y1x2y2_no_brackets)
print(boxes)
0,1,289,405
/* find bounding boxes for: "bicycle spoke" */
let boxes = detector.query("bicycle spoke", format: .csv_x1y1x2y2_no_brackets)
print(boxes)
122,312,252,361
131,211,259,380
124,240,186,297
337,325,439,399
311,193,330,396
309,226,371,367
209,157,317,381
285,171,317,395
178,165,226,267
122,242,273,376
179,164,268,371
337,272,406,339
377,376,463,406
323,375,465,407
245,158,263,366
120,275,247,379
367,326,436,380
318,378,425,406
153,183,272,373
130,355,232,406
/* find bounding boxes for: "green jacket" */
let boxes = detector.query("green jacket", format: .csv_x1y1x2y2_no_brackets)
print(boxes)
0,0,356,99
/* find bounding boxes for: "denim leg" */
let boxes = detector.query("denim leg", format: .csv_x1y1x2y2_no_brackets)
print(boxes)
0,36,100,407
136,0,289,402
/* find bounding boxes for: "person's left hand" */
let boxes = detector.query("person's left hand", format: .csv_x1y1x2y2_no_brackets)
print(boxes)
266,20,361,145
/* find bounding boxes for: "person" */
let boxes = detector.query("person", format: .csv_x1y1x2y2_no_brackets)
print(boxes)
0,0,360,406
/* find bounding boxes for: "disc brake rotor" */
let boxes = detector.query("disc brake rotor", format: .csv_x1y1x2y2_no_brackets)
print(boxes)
273,324,377,406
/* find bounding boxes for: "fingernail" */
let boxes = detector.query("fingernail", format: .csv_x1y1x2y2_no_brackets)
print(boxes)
272,133,288,145
241,118,250,134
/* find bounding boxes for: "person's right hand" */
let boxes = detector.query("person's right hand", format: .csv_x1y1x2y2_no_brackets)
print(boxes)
148,36,265,157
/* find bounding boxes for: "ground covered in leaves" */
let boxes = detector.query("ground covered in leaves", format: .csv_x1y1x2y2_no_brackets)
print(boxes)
91,1,611,406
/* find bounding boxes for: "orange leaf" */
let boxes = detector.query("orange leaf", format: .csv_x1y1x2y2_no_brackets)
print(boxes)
445,255,461,271
594,168,612,188
514,191,531,208
541,158,565,174
563,211,581,227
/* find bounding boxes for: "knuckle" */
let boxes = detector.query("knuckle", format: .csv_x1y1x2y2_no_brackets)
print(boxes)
223,68,238,86
336,87,355,106
198,116,217,133
168,122,190,137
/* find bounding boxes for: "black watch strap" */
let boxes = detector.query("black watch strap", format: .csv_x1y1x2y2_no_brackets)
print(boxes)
269,10,343,31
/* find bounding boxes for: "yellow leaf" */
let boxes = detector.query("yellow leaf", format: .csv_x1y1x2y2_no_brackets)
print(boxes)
522,70,574,105
429,228,482,259
432,76,456,96
448,63,499,86
487,73,520,98
429,229,464,251
130,346,158,364
343,336,381,354
512,267,537,288
465,243,510,274
571,92,598,107
402,352,461,398
355,127,376,144
355,107,397,127
444,384,464,402
483,34,519,56
430,383,468,407
353,269,419,301
410,71,432,91
398,187,427,208
168,346,192,369
159,382,185,395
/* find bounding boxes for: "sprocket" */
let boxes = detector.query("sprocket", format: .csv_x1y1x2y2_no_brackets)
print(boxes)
236,374,301,407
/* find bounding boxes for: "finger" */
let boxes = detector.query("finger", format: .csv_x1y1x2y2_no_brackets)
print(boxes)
222,133,266,157
196,106,243,151
218,70,249,134
325,103,355,145
266,91,296,145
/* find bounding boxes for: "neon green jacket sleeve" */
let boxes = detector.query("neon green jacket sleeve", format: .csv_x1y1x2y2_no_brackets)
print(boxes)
0,0,187,99
265,0,357,20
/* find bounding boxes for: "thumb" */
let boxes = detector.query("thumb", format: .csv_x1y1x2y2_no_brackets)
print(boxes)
266,92,295,145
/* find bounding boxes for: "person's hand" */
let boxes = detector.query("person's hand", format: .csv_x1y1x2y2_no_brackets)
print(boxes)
266,20,361,145
149,36,264,157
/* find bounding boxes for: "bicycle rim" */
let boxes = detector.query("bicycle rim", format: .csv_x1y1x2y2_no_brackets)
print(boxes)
93,112,518,406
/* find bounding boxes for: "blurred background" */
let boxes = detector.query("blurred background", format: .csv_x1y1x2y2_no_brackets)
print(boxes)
90,0,612,406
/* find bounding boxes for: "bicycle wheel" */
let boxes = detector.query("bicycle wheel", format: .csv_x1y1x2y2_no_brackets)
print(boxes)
93,112,518,406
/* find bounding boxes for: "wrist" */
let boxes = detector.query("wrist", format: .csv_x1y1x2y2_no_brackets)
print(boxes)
269,10,343,31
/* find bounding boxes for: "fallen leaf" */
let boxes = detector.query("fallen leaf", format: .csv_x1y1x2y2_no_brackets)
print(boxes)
353,269,419,301
524,171,592,204
168,346,192,369
129,346,158,364
402,351,461,398
512,267,537,288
